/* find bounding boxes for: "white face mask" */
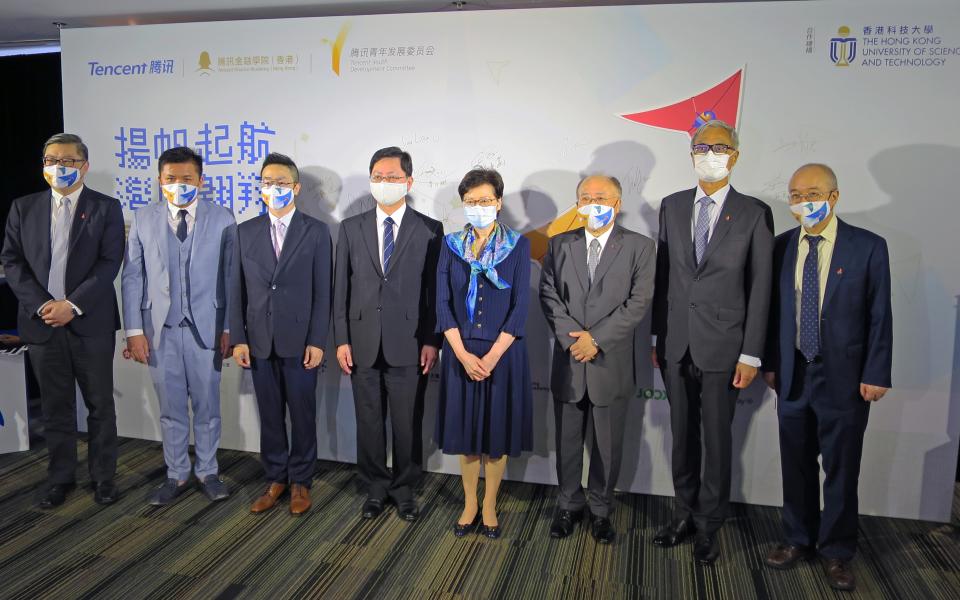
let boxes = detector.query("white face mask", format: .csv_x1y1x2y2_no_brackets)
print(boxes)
370,181,407,206
464,205,498,229
790,200,832,229
43,165,81,189
577,203,615,231
693,151,731,183
161,183,199,207
260,185,295,210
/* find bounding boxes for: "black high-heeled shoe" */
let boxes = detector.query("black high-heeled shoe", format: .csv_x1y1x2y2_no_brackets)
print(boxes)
479,522,501,539
453,514,480,537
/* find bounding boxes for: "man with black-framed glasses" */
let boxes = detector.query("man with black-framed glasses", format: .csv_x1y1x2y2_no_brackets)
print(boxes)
650,120,774,565
333,146,444,522
1,133,125,508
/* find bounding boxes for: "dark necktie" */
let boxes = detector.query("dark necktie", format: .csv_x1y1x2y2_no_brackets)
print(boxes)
176,209,188,243
587,238,600,284
799,235,823,362
694,196,713,266
382,216,395,272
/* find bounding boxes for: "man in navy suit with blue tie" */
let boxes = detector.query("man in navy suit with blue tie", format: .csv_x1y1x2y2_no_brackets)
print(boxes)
230,153,332,516
762,164,892,592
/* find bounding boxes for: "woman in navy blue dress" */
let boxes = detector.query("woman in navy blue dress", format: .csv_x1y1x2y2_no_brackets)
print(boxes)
435,169,532,539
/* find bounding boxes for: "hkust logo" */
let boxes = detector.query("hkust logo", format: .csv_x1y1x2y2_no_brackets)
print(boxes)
830,26,858,66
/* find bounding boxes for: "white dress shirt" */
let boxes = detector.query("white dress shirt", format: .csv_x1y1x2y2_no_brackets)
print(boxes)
167,199,198,235
270,207,296,256
376,202,406,271
40,186,85,316
585,224,614,259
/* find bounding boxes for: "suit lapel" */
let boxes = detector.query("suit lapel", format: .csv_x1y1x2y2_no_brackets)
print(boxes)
275,211,307,275
822,218,850,311
386,208,420,275
675,189,696,271
154,202,170,265
67,187,91,254
590,227,623,288
697,187,745,271
254,215,277,271
35,192,53,282
782,228,800,342
360,210,385,277
565,229,590,294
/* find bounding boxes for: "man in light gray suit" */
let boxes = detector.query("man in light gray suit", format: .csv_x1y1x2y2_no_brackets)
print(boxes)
121,147,235,505
650,120,774,565
540,174,656,544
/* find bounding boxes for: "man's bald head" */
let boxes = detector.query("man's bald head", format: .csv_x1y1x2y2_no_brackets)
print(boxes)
790,163,838,191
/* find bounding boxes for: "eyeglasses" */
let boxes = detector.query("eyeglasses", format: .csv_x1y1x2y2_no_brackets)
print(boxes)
691,143,735,155
789,190,835,202
463,197,499,207
261,180,295,187
42,157,86,168
577,195,619,205
370,175,407,184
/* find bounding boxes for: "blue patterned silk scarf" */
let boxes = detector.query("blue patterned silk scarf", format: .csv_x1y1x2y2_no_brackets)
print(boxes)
445,222,519,323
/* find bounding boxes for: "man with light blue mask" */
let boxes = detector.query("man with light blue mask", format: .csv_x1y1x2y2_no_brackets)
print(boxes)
231,152,332,516
334,146,444,522
762,164,891,592
540,175,656,544
121,146,236,506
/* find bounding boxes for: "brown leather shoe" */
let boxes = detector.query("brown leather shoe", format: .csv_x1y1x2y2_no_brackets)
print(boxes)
250,482,286,513
823,558,856,591
289,484,312,516
765,543,814,569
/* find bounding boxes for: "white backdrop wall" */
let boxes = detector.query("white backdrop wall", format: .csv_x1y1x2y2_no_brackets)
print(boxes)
60,0,960,522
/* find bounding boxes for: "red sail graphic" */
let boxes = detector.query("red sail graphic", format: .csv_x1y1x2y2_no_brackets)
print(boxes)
620,69,744,137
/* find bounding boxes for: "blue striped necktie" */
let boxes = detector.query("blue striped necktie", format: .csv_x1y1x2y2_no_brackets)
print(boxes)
382,216,395,272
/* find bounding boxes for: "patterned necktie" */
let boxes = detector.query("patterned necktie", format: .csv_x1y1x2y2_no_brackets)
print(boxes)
176,209,188,242
799,235,823,362
382,216,395,272
588,238,601,284
272,219,286,259
47,197,72,300
694,196,713,266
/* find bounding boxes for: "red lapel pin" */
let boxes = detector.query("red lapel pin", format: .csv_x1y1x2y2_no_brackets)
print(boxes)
836,267,843,275
80,213,86,220
724,215,731,221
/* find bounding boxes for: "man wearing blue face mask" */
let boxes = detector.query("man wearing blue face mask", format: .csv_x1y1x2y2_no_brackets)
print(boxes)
540,174,656,544
1,133,125,508
231,152,332,516
121,146,236,506
762,164,891,592
333,146,444,522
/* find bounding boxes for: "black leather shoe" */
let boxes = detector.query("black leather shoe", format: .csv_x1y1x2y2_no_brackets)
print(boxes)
591,516,615,544
362,497,385,519
823,558,856,591
93,481,118,505
39,483,75,509
454,514,480,537
550,509,583,539
765,543,814,570
652,518,696,547
397,501,419,522
694,534,720,565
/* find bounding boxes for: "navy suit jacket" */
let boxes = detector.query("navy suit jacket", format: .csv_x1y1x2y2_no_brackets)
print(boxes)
765,218,892,407
1,186,125,343
229,210,332,359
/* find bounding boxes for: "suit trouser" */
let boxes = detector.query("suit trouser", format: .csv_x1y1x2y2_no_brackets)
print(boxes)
662,351,738,535
250,354,318,486
554,394,628,518
779,352,869,561
28,328,117,484
351,350,425,504
147,322,222,481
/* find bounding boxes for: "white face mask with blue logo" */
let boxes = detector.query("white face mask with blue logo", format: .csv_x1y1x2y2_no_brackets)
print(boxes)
464,205,497,229
261,185,295,210
790,200,832,229
577,203,615,231
161,183,199,207
43,165,81,189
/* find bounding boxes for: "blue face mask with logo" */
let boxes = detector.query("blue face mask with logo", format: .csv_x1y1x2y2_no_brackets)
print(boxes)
577,203,615,230
261,185,295,210
43,165,80,189
790,200,831,229
464,205,497,229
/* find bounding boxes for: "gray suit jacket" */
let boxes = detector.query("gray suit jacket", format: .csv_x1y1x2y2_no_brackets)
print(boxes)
652,186,774,372
539,225,656,406
121,200,236,350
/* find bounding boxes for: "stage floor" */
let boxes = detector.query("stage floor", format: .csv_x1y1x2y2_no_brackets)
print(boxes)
0,438,957,599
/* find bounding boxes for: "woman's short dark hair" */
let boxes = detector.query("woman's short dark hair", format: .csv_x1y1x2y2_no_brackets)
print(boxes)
158,146,203,176
458,169,504,200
